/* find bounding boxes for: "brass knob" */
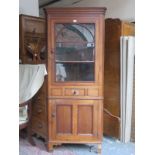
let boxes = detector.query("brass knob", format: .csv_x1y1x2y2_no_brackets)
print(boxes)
52,113,56,117
73,90,76,95
72,89,79,95
51,49,54,54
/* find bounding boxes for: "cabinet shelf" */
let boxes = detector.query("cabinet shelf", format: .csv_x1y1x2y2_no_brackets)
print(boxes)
55,60,94,63
56,41,94,44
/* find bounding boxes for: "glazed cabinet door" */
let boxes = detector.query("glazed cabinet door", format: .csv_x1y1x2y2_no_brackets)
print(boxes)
47,17,103,88
48,99,102,142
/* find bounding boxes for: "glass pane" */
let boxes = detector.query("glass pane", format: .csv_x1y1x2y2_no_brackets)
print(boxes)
56,63,94,81
56,42,94,61
56,24,95,42
55,23,95,82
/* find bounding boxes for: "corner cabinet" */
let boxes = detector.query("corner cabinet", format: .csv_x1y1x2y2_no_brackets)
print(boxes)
45,8,106,153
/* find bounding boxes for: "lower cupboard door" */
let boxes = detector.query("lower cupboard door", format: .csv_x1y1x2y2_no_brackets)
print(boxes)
49,99,103,142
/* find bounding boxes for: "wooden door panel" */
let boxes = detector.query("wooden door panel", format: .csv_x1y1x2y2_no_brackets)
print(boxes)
51,99,101,141
56,105,72,134
77,105,93,134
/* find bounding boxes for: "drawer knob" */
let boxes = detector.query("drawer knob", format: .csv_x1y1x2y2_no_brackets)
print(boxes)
37,109,42,113
52,113,56,118
73,91,76,95
38,124,43,128
72,90,79,95
37,96,41,100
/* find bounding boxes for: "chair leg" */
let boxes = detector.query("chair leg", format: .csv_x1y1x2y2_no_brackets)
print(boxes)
19,129,27,138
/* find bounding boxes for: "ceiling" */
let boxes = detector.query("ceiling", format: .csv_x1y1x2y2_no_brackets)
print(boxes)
39,0,85,8
38,0,135,21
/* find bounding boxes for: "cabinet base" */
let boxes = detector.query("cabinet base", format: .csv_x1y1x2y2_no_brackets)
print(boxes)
46,141,102,154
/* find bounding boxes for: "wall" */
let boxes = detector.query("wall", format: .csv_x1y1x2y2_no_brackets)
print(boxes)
19,0,39,16
41,0,135,21
103,0,135,21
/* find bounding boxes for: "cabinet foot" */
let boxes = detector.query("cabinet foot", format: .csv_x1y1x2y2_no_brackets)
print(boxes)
97,144,102,155
46,142,54,152
89,144,102,154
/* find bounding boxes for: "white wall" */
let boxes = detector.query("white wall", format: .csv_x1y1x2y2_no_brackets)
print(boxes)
103,0,135,21
19,0,39,16
44,0,135,21
19,0,134,21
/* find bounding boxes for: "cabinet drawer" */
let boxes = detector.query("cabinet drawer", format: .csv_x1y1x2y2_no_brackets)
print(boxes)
51,88,63,96
64,88,85,96
31,117,46,136
35,82,46,97
87,88,99,97
34,96,46,106
35,91,44,100
32,104,46,120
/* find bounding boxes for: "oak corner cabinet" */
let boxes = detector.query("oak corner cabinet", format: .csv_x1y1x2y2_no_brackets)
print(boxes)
45,7,106,153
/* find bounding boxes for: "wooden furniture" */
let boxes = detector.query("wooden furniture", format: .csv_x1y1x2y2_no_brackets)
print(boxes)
45,8,106,153
19,99,35,145
19,14,47,140
104,18,135,139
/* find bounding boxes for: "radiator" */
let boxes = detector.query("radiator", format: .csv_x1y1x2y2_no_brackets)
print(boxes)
120,36,135,143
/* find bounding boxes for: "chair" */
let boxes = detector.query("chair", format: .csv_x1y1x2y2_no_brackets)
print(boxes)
19,64,47,145
19,99,35,145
